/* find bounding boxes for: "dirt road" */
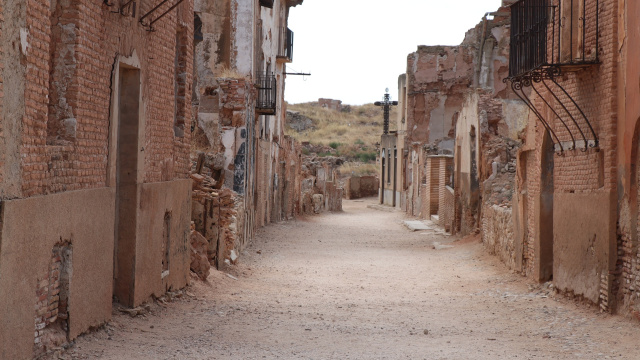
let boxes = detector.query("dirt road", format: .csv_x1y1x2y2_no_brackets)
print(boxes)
60,199,640,359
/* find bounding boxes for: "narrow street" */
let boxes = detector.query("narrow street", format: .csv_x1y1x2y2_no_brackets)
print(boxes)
63,199,640,360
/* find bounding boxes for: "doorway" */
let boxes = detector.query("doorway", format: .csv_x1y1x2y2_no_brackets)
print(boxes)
113,65,141,306
538,131,554,282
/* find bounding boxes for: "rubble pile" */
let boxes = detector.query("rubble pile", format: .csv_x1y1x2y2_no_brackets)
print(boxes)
190,171,240,278
299,156,345,214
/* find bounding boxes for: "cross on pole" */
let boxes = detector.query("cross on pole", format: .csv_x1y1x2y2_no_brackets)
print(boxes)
374,88,398,135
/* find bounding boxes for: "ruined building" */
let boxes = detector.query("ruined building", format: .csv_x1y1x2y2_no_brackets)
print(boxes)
505,0,640,314
0,0,194,358
385,0,527,238
393,0,640,318
192,0,306,263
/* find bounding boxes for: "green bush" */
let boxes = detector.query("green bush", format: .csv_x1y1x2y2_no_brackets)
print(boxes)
329,142,341,149
356,152,377,163
355,139,365,145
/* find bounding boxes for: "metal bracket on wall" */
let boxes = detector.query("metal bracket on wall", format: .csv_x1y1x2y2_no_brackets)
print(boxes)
139,0,185,31
504,66,599,154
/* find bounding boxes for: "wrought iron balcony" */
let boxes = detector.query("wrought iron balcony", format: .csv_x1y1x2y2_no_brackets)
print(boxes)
277,27,294,63
508,0,599,79
505,0,600,152
256,72,277,115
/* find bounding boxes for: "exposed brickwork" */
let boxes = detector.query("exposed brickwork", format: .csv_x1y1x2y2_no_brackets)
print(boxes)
427,157,439,215
16,1,193,197
34,242,71,356
441,186,455,232
437,156,453,225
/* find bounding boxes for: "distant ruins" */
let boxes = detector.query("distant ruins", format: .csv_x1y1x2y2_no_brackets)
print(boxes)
385,0,640,316
318,98,343,111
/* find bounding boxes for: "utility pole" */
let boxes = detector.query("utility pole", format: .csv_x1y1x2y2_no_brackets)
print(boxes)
374,88,398,135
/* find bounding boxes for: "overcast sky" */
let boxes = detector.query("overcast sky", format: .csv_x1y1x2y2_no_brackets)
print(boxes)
285,0,503,105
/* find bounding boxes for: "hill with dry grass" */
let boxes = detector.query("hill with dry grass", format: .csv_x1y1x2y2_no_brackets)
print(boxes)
285,102,398,177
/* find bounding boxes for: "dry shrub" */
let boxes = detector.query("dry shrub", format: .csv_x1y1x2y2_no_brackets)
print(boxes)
339,162,379,177
286,102,397,154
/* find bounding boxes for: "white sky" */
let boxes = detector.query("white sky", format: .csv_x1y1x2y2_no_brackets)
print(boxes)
285,0,503,105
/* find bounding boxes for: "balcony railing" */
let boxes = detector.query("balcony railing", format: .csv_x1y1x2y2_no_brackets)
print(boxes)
505,0,600,152
509,0,599,79
277,27,294,62
256,72,277,115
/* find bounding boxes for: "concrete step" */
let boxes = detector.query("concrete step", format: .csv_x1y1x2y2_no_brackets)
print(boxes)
430,215,440,222
404,220,433,232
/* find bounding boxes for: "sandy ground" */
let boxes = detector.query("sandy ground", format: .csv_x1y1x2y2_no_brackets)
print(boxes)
54,198,640,360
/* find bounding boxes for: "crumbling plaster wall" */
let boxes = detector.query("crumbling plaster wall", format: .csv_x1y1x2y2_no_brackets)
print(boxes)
0,1,194,357
405,46,473,149
0,189,116,360
511,0,618,311
452,8,528,242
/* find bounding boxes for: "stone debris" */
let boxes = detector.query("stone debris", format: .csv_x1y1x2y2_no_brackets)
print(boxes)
432,242,454,250
230,250,239,264
404,220,432,231
366,204,399,212
189,230,210,281
118,304,151,318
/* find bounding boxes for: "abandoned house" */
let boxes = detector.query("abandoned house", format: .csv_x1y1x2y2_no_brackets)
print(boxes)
191,0,309,265
506,0,640,314
0,0,194,358
384,0,527,237
390,0,640,317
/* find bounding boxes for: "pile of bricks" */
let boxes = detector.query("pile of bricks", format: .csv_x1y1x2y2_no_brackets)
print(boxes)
191,173,240,271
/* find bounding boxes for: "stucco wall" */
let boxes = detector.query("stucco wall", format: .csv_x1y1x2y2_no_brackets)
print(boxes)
553,191,616,304
133,179,192,306
0,188,116,359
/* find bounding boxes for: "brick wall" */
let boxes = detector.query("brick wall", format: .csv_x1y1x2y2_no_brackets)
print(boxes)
518,0,617,305
441,186,455,232
428,158,439,215
437,157,453,227
15,1,193,199
34,242,71,356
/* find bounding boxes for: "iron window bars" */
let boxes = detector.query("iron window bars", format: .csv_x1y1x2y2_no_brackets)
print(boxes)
256,72,277,115
504,0,600,152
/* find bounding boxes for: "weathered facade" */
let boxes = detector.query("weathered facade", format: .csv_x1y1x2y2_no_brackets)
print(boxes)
508,0,623,313
300,156,344,214
344,175,379,200
417,0,640,318
389,1,527,241
192,0,305,260
0,1,194,358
